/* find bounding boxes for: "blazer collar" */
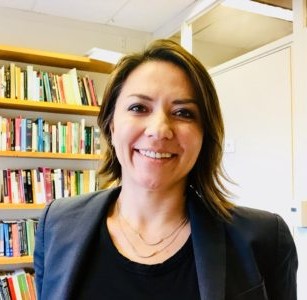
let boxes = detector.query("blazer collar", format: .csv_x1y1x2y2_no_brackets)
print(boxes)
188,191,226,300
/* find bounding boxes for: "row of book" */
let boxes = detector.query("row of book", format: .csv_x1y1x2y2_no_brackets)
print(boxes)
0,116,101,155
0,168,97,205
0,63,99,106
0,269,36,300
0,219,38,257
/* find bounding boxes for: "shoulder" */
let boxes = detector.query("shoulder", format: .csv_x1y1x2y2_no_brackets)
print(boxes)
42,187,121,223
227,206,289,240
226,206,296,263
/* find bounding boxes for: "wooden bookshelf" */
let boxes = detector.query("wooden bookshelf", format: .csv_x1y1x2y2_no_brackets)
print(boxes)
0,44,114,73
0,256,33,265
0,98,100,116
0,150,102,160
0,44,109,271
0,204,45,210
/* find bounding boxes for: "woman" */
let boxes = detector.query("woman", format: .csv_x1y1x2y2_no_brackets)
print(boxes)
34,39,298,300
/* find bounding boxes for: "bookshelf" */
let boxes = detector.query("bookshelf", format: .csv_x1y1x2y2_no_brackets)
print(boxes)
0,44,113,272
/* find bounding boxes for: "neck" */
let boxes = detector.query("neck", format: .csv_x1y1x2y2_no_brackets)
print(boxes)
119,183,186,218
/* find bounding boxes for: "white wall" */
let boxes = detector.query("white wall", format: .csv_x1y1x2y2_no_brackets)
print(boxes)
0,7,150,55
208,36,307,300
211,44,293,222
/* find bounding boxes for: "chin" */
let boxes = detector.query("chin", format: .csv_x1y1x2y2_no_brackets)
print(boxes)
138,178,165,191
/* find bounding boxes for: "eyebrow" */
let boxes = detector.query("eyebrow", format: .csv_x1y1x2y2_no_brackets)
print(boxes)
128,93,198,105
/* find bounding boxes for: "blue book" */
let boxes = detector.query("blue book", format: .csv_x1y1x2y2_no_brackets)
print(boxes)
20,118,27,152
3,222,12,257
36,117,44,152
0,223,4,256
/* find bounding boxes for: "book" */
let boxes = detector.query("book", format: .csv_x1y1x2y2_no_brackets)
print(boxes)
25,119,32,152
3,221,13,257
9,63,16,100
62,73,75,105
68,68,82,105
6,276,17,300
25,220,36,256
93,127,101,155
0,170,3,203
25,273,36,300
0,223,4,256
15,269,31,300
0,276,11,300
20,118,27,152
14,116,22,151
43,121,51,153
11,222,20,257
2,170,10,203
15,65,21,100
25,169,33,204
36,117,44,152
82,77,92,106
26,65,34,100
0,66,6,98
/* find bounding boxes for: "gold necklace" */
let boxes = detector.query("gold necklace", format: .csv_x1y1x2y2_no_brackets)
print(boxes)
116,201,187,246
116,201,188,258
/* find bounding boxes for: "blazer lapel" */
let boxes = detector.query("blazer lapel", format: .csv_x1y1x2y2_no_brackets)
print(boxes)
42,188,120,300
188,194,226,300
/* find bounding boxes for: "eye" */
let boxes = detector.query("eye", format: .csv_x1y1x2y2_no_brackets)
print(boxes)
128,104,148,113
173,108,195,119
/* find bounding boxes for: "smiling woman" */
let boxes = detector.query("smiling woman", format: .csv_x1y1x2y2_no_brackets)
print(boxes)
34,39,298,300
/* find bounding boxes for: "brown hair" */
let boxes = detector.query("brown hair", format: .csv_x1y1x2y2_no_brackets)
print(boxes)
97,39,234,219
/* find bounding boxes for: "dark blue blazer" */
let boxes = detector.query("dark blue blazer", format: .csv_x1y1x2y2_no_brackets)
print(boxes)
34,187,298,300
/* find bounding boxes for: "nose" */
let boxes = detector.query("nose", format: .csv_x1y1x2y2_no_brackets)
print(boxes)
144,112,173,140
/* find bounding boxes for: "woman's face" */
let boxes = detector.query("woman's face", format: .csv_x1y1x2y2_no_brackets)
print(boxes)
110,61,203,191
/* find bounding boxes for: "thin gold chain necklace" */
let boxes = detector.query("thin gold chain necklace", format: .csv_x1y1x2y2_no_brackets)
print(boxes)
116,201,188,258
116,201,187,246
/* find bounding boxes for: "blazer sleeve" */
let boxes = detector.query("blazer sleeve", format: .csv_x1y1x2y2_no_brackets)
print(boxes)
265,214,298,300
34,203,51,300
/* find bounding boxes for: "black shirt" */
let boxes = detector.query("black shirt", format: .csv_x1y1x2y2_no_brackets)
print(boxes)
73,218,200,300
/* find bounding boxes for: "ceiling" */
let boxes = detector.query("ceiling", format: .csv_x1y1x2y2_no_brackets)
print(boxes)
0,0,293,67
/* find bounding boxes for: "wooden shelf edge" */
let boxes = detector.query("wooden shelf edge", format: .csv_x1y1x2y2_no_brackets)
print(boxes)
0,44,114,73
0,151,102,160
0,204,45,210
0,98,100,116
0,256,33,265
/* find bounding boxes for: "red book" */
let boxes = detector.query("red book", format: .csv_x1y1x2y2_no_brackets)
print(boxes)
6,169,12,203
11,222,20,257
41,167,53,203
87,76,98,106
14,116,22,151
7,276,17,300
26,273,36,300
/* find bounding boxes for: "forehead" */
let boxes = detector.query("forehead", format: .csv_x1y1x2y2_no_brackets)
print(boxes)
120,60,195,96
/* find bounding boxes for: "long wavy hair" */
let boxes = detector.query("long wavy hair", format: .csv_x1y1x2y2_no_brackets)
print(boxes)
97,39,234,220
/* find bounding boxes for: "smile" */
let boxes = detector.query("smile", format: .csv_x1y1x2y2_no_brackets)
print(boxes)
138,149,173,159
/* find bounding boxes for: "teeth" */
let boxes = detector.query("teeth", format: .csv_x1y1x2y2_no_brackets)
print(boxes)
139,149,172,159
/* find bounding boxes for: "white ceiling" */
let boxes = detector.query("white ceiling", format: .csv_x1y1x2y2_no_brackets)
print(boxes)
0,0,293,67
0,0,196,32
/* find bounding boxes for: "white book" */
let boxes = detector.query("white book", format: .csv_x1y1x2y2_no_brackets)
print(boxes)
0,65,6,98
53,169,63,199
80,118,85,154
68,68,82,105
1,117,7,151
89,169,96,193
26,65,34,100
51,124,57,153
31,122,37,152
